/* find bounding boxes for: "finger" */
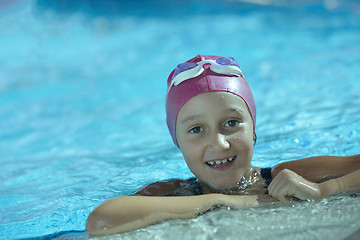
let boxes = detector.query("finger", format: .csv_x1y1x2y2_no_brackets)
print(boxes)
275,194,289,201
268,174,281,194
269,183,286,201
271,185,288,201
268,180,280,198
267,180,275,193
279,186,296,201
269,176,289,199
268,169,292,194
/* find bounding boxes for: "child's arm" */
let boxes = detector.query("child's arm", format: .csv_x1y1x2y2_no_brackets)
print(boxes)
270,154,360,183
268,154,360,201
86,194,259,236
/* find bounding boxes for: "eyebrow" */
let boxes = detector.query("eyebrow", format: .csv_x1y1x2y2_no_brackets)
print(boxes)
223,107,244,115
180,114,205,124
180,108,244,124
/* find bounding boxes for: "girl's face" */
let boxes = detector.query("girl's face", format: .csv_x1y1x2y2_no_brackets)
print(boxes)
176,92,254,189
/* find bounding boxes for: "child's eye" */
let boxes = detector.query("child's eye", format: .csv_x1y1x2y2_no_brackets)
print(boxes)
225,120,240,127
189,126,203,134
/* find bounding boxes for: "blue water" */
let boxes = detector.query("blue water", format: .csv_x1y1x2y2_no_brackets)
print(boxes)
1,0,360,239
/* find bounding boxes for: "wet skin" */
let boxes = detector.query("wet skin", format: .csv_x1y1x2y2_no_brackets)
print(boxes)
175,92,255,190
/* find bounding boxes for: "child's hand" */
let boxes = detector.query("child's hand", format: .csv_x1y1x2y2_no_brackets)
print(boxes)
268,169,322,201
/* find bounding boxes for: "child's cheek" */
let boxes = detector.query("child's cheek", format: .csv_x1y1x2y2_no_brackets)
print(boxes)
181,140,203,160
231,131,253,147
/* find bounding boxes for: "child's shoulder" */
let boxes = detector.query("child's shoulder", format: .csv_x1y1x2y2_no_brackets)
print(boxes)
134,178,199,196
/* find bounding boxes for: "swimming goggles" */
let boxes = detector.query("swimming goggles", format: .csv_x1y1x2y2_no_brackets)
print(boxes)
169,57,244,90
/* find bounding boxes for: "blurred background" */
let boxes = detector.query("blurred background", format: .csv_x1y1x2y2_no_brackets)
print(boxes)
1,0,360,239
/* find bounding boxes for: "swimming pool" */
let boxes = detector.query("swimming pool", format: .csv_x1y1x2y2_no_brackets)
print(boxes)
1,0,360,239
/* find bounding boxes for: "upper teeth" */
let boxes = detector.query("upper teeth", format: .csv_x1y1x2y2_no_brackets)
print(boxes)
207,157,235,166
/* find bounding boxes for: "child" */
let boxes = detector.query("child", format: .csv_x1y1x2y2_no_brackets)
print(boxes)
86,55,360,236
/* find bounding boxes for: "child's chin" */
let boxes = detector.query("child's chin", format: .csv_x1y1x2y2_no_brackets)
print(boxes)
209,181,237,190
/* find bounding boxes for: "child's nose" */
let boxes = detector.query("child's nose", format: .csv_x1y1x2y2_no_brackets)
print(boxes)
208,133,230,151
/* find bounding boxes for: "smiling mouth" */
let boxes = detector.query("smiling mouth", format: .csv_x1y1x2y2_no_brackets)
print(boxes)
205,156,236,168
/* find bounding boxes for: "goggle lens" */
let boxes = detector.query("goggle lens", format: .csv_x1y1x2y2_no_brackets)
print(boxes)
173,62,198,78
215,57,239,67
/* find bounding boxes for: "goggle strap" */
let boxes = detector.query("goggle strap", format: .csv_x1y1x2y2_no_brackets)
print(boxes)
173,66,204,86
210,64,244,78
168,59,245,93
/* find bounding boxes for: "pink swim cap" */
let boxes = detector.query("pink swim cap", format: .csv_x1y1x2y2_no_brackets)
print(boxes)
166,54,256,146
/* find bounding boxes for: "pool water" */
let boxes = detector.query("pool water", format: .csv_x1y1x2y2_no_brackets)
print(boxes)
0,0,360,239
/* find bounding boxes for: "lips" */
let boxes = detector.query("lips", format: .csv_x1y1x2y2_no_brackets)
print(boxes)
205,156,236,168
